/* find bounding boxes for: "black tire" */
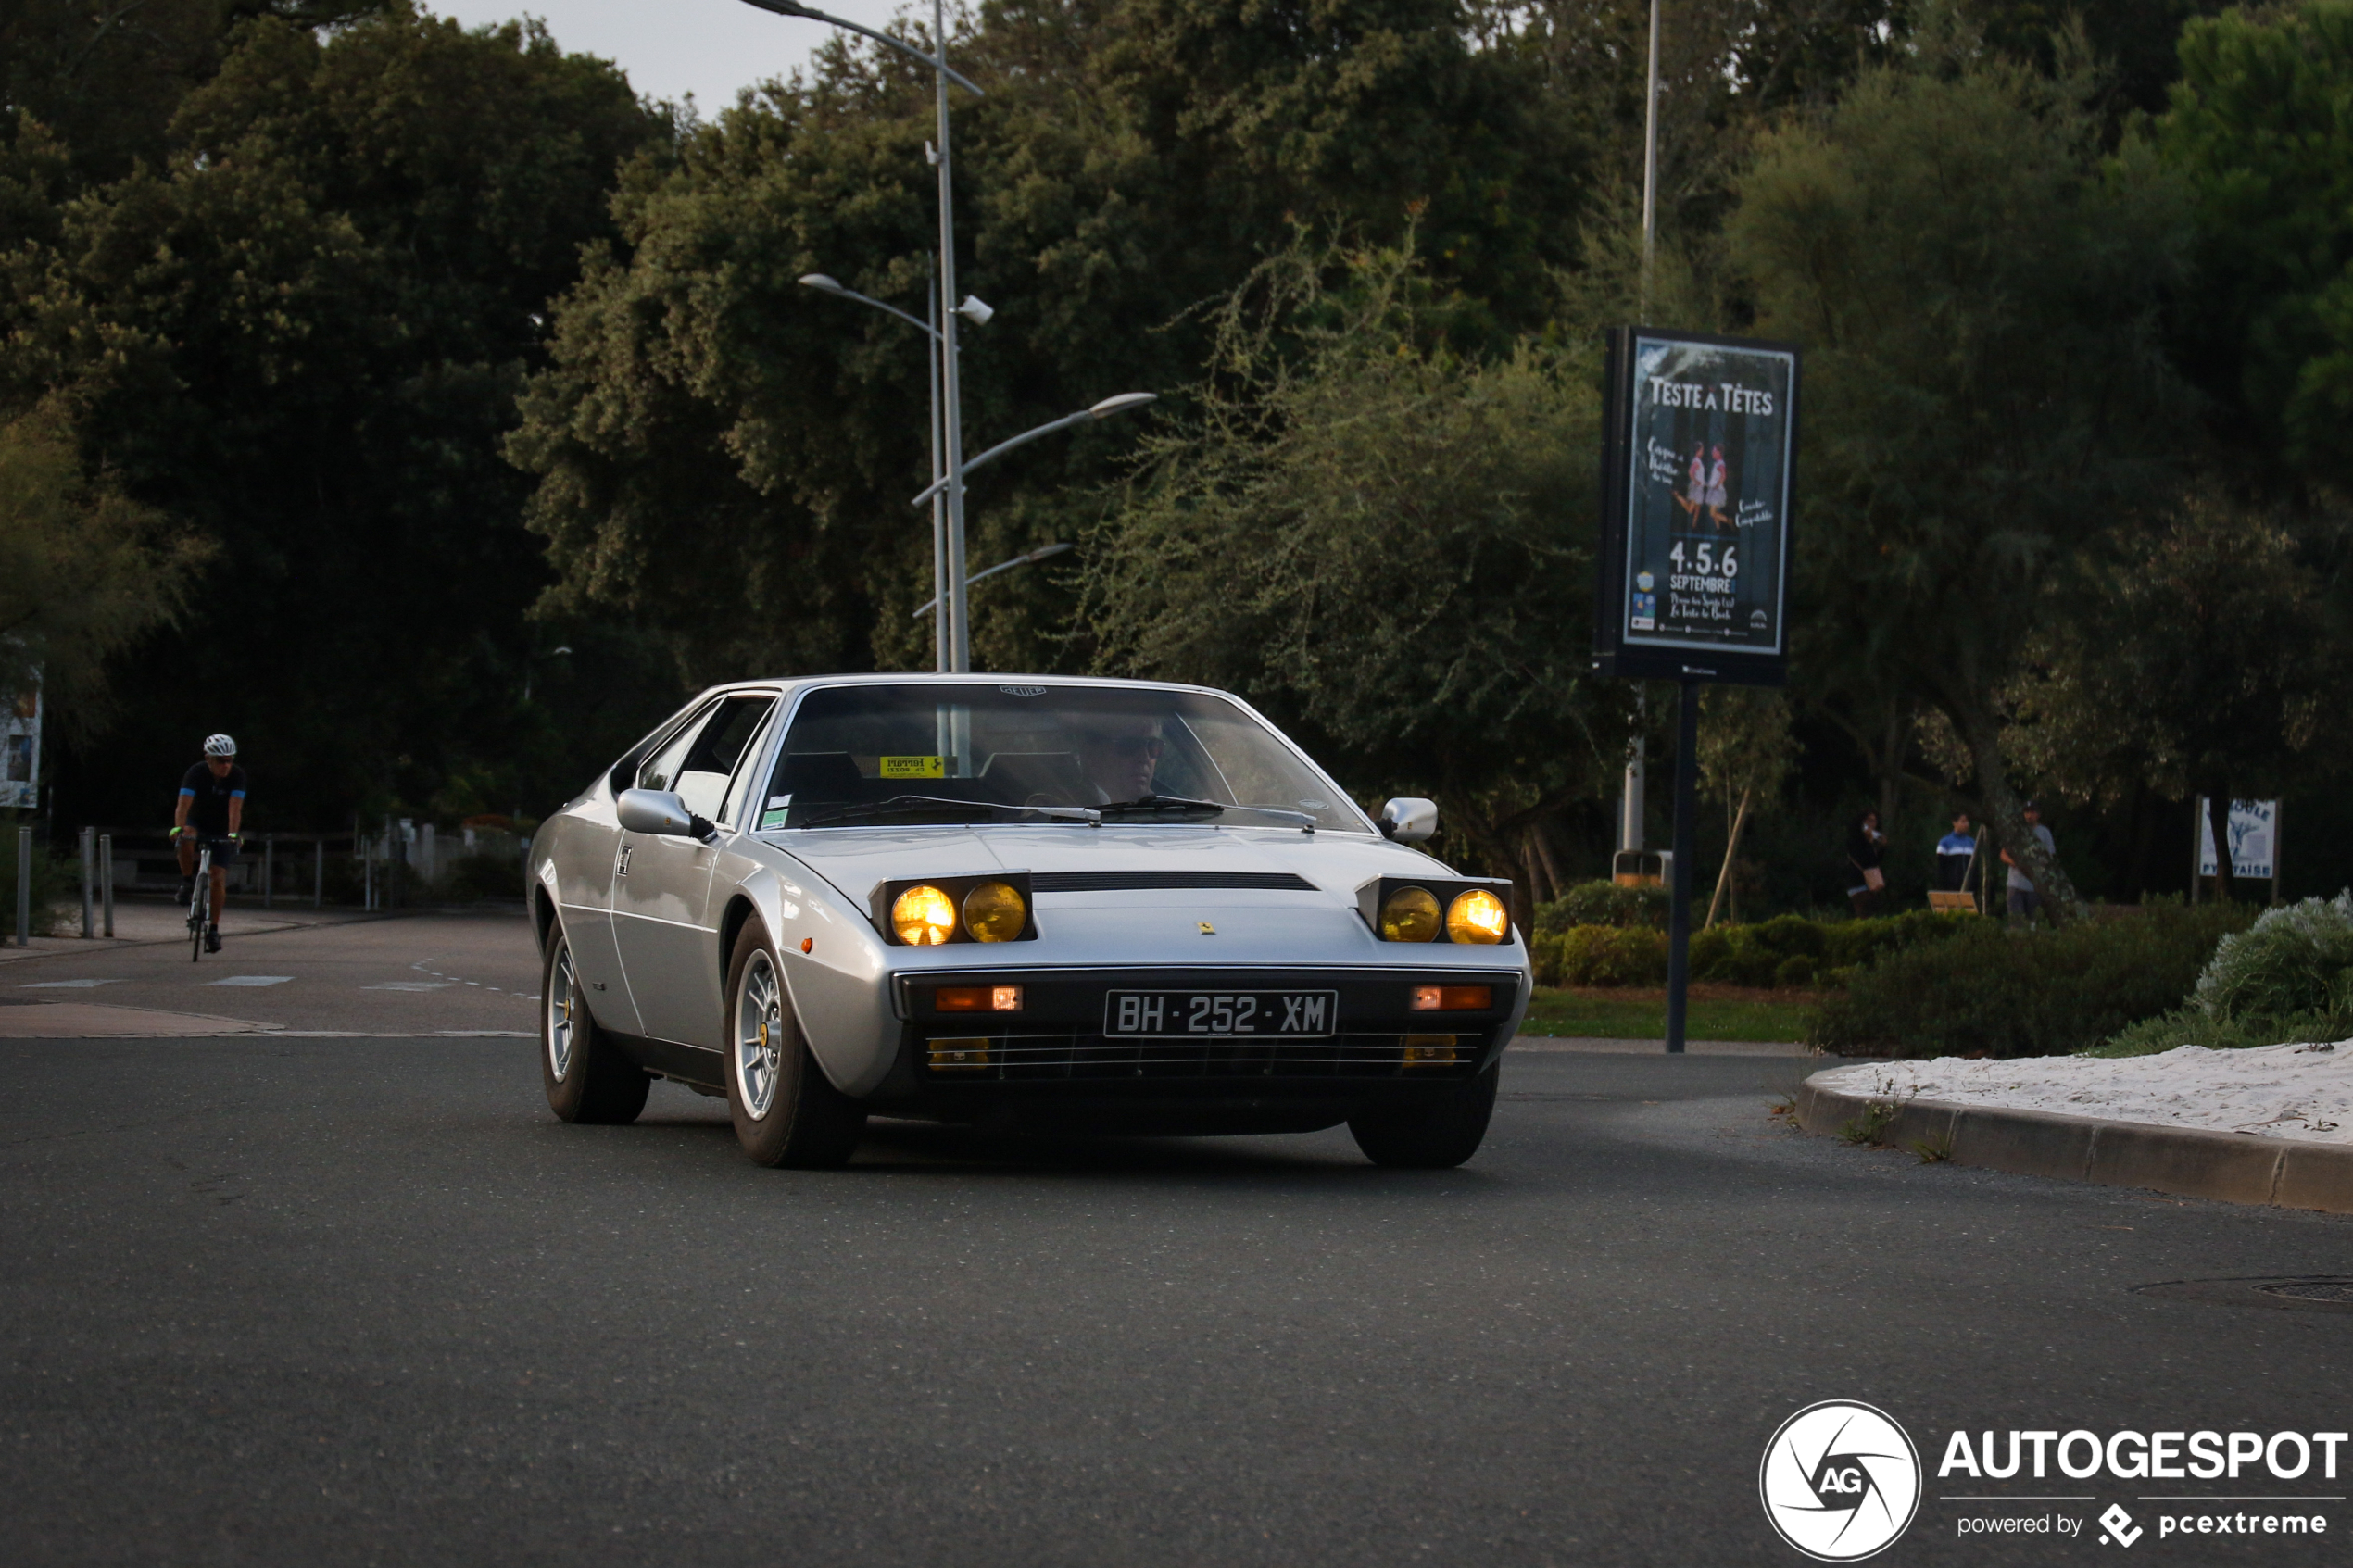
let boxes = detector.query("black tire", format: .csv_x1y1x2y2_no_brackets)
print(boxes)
724,919,865,1168
1347,1061,1500,1169
540,922,650,1125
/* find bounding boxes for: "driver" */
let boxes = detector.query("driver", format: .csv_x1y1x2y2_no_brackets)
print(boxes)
1075,714,1164,803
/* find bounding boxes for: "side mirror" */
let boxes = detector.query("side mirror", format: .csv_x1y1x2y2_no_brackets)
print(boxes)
1378,797,1439,845
618,788,715,843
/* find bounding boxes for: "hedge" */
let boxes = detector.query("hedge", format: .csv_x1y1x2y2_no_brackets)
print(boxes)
1529,908,1979,990
1807,899,2256,1059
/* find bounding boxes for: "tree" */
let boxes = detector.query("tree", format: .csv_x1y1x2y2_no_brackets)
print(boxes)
1697,685,1796,925
5,6,668,825
2157,1,2353,494
2008,491,2339,901
1074,240,1615,922
511,0,1597,688
1728,28,2195,921
0,404,206,733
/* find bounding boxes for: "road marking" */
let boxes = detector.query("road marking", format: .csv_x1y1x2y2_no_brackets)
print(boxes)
363,981,453,991
204,975,293,987
21,979,120,989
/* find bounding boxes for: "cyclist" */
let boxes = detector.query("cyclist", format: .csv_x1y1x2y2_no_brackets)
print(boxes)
173,734,245,952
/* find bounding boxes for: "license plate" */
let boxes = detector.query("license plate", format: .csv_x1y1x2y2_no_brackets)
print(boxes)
1102,989,1338,1039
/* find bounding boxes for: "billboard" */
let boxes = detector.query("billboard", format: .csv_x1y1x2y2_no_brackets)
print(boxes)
1592,328,1799,685
0,683,39,810
2197,797,2278,883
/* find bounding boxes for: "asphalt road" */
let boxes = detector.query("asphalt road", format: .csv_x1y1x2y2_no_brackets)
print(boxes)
4,916,2351,1565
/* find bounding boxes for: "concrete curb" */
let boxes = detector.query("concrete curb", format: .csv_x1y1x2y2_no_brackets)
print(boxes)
1797,1071,2353,1214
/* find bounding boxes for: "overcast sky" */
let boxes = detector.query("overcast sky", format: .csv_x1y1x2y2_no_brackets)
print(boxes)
422,0,923,112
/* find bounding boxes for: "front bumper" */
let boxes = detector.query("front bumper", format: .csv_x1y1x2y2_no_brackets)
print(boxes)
861,964,1523,1128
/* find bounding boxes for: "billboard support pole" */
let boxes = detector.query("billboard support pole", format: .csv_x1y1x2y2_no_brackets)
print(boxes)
1666,675,1698,1055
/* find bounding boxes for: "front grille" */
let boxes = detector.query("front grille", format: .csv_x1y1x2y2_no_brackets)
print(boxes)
923,1031,1481,1081
1028,871,1318,893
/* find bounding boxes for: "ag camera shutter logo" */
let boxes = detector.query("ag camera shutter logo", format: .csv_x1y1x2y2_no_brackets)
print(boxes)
1760,1400,1922,1561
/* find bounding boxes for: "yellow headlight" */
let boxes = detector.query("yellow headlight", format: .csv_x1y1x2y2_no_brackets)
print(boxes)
1379,885,1442,942
891,884,958,946
961,880,1026,943
1446,888,1508,945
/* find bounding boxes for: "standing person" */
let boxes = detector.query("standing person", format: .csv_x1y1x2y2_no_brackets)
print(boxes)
173,734,245,952
1706,445,1731,528
1844,809,1888,916
1679,445,1706,522
2002,801,2056,926
1935,811,1976,892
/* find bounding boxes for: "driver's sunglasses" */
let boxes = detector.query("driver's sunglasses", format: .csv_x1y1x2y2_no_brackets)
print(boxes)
1105,735,1164,759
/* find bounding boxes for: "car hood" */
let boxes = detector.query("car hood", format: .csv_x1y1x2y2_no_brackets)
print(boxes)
759,822,1449,911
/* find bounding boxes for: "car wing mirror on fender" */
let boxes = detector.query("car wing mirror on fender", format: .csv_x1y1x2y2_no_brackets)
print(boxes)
618,787,717,844
1378,797,1438,844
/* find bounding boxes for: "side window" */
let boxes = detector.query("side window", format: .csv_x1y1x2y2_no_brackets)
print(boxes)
719,707,780,826
673,696,775,822
635,708,712,796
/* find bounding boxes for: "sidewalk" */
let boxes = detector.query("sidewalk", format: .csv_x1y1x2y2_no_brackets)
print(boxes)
1,899,373,962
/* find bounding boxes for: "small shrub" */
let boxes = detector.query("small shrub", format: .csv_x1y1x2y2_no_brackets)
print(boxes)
1774,954,1818,988
1535,881,1668,934
444,852,524,902
1752,913,1827,960
1808,898,2256,1058
2195,893,2353,1022
1555,924,1668,986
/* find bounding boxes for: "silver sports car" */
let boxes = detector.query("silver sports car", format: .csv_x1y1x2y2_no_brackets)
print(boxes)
527,675,1529,1168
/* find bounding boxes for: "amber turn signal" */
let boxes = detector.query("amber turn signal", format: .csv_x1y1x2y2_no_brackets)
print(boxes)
936,985,1023,1012
1402,1035,1461,1065
927,1037,991,1072
1409,985,1493,1011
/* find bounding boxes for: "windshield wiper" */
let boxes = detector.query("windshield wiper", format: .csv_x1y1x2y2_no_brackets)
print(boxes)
793,795,1101,830
1097,794,1317,831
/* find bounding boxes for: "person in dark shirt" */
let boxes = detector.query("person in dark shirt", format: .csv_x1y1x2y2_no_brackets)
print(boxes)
1844,809,1887,916
174,734,245,951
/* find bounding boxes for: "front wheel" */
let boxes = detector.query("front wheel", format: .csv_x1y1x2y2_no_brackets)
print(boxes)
725,920,865,1168
540,924,650,1124
189,859,207,964
1347,1062,1500,1169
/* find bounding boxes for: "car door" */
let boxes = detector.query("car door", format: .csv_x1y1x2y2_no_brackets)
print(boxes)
613,692,776,1045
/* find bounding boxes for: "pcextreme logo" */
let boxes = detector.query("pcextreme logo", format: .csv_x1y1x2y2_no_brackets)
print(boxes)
1760,1400,1924,1562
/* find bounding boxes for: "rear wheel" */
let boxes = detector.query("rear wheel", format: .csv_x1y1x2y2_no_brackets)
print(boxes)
1347,1062,1500,1169
726,920,865,1168
540,924,650,1124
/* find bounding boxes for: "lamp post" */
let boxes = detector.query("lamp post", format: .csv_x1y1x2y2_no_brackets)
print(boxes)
799,271,975,670
911,541,1074,621
908,394,1155,509
743,0,984,667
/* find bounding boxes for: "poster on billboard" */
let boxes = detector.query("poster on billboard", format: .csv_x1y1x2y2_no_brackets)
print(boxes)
0,683,39,810
2196,797,2278,884
1592,327,1799,685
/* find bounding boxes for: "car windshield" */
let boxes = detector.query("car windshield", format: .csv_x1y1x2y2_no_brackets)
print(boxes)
755,683,1369,832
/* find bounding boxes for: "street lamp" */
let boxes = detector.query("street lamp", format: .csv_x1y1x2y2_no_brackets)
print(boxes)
908,395,1157,509
911,541,1074,621
799,271,982,671
743,0,984,670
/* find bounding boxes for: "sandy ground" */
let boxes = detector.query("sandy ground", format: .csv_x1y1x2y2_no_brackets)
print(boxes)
1818,1040,2353,1143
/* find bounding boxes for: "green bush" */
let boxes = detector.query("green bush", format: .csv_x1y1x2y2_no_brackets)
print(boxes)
1539,906,1982,992
2193,893,2353,1022
1546,924,1668,985
444,852,525,902
1774,954,1818,988
1808,899,2257,1058
1751,913,1827,960
1534,881,1668,934
2087,891,2353,1055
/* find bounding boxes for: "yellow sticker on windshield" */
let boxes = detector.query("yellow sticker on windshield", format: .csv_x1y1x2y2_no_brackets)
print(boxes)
879,755,946,779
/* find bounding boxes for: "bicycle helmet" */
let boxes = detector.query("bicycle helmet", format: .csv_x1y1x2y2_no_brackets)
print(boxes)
203,734,237,758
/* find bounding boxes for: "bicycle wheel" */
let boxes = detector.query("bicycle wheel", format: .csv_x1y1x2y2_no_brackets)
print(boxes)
190,849,208,962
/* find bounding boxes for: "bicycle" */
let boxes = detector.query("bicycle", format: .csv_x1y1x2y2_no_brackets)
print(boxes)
184,834,233,962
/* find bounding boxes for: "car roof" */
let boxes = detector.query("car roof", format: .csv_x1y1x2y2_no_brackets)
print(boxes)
692,671,1231,701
